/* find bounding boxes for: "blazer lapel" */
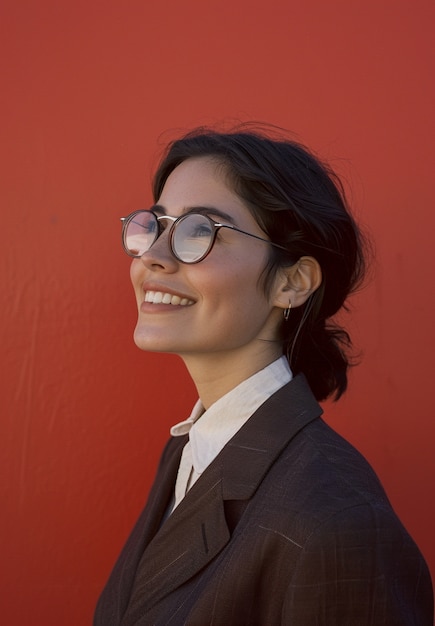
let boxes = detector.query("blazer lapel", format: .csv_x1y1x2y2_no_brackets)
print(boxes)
95,435,187,626
122,374,322,623
123,473,230,623
137,435,188,543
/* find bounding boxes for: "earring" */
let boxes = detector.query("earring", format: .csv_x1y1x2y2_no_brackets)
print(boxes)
283,300,292,322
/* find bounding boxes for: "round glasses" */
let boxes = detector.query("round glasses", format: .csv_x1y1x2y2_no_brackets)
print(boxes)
121,210,288,264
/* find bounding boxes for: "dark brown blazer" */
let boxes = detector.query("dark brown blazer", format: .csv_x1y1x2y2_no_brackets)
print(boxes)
94,375,433,625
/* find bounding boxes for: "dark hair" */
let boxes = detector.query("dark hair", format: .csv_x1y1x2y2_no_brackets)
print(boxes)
153,125,369,401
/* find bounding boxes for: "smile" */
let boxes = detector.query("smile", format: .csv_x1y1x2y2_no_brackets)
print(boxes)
144,291,194,306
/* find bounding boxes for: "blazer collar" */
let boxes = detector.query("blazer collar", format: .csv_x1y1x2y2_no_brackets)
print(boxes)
122,374,322,623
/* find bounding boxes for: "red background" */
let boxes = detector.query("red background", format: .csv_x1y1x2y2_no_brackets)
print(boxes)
1,1,434,623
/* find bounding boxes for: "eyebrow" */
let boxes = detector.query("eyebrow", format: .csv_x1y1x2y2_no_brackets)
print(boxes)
151,204,237,225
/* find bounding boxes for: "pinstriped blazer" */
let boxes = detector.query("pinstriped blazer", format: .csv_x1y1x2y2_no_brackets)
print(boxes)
94,375,433,625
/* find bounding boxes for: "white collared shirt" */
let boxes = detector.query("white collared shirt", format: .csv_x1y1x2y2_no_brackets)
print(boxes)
169,356,292,512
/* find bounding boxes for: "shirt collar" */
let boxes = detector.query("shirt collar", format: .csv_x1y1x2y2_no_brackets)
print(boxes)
170,356,292,474
170,398,204,436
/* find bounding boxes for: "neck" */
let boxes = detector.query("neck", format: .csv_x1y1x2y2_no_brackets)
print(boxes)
180,344,283,410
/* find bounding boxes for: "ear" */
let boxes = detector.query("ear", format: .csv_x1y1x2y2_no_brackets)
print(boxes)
272,256,322,309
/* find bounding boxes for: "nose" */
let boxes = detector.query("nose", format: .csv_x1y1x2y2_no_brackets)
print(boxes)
139,229,179,272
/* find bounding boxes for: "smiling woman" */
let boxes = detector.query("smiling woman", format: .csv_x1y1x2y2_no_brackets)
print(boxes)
94,126,433,625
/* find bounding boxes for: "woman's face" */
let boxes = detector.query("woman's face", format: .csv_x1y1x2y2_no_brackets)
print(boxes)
130,157,284,369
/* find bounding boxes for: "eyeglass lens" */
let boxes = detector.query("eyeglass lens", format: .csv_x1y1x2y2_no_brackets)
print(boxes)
123,212,215,263
172,214,214,262
123,212,159,257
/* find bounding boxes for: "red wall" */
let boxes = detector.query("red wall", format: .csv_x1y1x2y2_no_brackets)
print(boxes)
1,1,434,623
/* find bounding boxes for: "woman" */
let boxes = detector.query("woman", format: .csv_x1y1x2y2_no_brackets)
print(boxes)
95,127,433,625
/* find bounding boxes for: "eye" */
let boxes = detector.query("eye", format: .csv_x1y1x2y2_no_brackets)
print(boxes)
142,220,158,235
127,215,156,236
192,223,213,238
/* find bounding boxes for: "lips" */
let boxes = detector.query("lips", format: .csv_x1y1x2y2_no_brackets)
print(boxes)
144,290,194,306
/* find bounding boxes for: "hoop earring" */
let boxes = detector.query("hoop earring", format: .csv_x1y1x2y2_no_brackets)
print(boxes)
283,300,292,322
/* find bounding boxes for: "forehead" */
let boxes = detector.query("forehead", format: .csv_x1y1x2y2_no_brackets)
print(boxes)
157,157,256,226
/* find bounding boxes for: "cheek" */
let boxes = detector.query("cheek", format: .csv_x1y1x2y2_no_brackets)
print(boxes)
200,260,269,312
130,259,141,284
129,260,143,300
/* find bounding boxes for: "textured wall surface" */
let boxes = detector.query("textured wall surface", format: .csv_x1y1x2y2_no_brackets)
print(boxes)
1,1,434,623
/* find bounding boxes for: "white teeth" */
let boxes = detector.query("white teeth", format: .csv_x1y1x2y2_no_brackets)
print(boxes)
144,291,193,306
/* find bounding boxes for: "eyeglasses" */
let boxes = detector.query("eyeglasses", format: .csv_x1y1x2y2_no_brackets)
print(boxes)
120,209,288,264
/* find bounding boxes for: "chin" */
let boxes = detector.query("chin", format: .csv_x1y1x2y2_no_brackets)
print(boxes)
133,329,172,353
